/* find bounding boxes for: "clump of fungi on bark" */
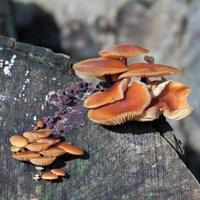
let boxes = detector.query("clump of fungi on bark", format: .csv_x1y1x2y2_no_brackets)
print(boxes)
73,43,193,125
9,120,84,181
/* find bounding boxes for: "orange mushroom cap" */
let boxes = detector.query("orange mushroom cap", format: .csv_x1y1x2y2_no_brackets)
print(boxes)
84,78,130,108
88,81,151,125
99,43,149,58
155,81,193,120
119,63,180,79
73,57,128,77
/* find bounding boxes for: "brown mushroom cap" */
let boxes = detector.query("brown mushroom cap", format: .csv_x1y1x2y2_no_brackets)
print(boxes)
119,63,180,79
88,81,151,125
56,142,84,156
40,147,66,157
99,43,149,58
73,57,128,77
36,138,61,146
155,81,193,120
84,78,130,108
41,172,58,180
23,129,52,141
51,168,65,176
12,151,40,161
30,156,56,166
25,143,50,152
9,135,28,147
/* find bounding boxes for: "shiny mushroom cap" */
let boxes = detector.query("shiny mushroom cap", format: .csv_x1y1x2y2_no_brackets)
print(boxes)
99,43,149,58
88,81,151,125
12,151,40,161
30,156,56,166
36,138,61,146
51,168,65,176
40,147,66,157
73,57,127,77
84,78,130,108
56,142,84,156
23,129,52,141
41,172,58,180
9,135,28,148
119,63,180,79
155,81,193,120
25,143,51,152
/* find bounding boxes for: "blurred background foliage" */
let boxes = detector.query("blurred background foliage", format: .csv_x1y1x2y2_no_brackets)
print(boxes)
1,0,200,181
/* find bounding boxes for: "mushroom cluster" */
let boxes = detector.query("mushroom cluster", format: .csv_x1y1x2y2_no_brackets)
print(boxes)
9,120,84,181
73,43,193,125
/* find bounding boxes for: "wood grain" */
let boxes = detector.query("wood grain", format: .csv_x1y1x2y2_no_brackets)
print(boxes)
0,36,200,200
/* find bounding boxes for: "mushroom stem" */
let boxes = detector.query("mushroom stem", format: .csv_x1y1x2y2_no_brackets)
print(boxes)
140,77,147,83
104,75,113,85
121,57,127,66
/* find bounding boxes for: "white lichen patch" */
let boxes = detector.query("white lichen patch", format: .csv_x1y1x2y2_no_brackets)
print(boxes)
1,55,17,76
33,116,37,121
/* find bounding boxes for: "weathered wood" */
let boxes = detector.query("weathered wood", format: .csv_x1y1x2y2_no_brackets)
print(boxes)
0,36,200,200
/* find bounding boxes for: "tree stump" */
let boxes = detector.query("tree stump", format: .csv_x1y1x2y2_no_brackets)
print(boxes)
0,36,200,200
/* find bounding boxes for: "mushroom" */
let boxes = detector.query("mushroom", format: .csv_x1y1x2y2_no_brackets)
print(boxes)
73,57,127,83
25,143,50,152
40,147,66,157
23,129,52,141
154,81,193,120
84,78,130,108
30,156,56,166
36,120,45,128
12,151,40,161
56,142,84,156
147,80,172,98
118,63,180,79
36,138,61,146
41,172,58,181
51,169,65,176
134,106,161,122
9,135,28,148
11,146,24,153
88,81,151,125
99,43,149,65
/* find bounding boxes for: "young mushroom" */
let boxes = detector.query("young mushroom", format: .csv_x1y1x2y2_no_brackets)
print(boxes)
40,147,66,157
25,143,51,152
12,151,40,161
30,156,56,166
99,43,149,65
51,168,66,177
9,135,28,148
84,78,130,108
56,142,84,156
41,172,58,181
23,129,52,141
88,81,151,125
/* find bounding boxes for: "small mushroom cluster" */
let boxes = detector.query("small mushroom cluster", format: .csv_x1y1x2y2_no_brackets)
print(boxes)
73,43,193,125
9,120,84,181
